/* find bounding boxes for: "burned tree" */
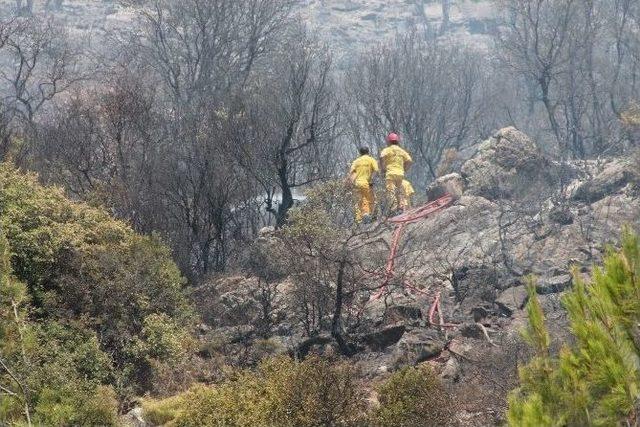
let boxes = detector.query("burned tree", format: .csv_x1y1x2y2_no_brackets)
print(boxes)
239,30,341,226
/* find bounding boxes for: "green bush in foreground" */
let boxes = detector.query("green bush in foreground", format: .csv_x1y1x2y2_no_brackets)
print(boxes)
144,356,367,427
508,229,640,426
145,356,457,427
373,365,453,427
0,163,198,424
33,384,119,426
0,163,195,399
0,230,119,425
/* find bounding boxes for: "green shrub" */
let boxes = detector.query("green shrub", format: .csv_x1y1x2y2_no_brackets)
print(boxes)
0,228,35,424
0,163,200,423
0,163,194,396
372,365,453,427
144,356,367,427
508,229,640,426
143,394,185,426
0,230,119,425
132,312,199,394
33,385,118,427
258,356,366,427
137,313,196,363
32,321,114,384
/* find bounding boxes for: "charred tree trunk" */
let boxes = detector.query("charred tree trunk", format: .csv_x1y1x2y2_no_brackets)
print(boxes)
275,142,294,227
276,178,293,227
331,259,354,356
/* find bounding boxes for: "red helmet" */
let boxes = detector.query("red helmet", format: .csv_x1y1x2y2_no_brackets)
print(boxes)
386,132,400,144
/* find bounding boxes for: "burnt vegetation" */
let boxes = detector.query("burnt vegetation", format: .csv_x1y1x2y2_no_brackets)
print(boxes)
0,0,639,425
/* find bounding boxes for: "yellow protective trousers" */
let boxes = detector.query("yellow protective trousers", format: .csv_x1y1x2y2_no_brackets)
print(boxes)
386,174,407,211
354,184,375,222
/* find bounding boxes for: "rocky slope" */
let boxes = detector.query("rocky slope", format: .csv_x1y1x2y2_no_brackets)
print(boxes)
195,127,639,426
0,1,497,64
302,0,496,61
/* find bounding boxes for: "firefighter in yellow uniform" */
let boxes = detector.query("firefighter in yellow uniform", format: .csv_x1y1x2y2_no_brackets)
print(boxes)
349,147,379,223
380,133,413,213
402,179,415,208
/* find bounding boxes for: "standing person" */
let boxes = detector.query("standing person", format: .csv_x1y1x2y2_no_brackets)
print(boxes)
349,147,379,223
380,133,413,214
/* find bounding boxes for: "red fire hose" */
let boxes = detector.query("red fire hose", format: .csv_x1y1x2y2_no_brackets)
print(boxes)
366,194,457,329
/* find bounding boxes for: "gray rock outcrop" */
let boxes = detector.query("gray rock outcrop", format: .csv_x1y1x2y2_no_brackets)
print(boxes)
393,329,446,367
460,127,577,203
572,160,639,203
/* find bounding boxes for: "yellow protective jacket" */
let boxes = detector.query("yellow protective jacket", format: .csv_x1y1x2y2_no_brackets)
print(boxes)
380,145,412,178
350,155,379,188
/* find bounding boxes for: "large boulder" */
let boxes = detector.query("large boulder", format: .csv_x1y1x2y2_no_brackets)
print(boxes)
536,274,573,295
426,173,465,201
393,329,446,367
495,285,528,316
123,407,147,427
361,325,407,351
572,160,639,203
404,195,502,280
461,127,566,201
